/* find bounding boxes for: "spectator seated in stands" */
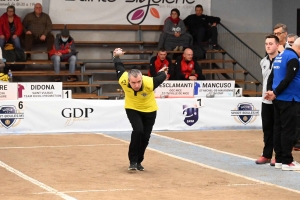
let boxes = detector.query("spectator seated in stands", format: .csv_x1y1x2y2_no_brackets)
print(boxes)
175,48,205,80
22,3,54,60
0,5,23,50
148,48,174,80
48,26,77,82
158,8,193,51
184,4,221,51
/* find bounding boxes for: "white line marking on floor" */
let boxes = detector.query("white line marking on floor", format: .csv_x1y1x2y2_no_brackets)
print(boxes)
0,144,125,150
151,133,256,161
194,139,260,143
97,132,300,194
152,133,300,174
223,183,264,187
33,188,135,195
0,160,77,200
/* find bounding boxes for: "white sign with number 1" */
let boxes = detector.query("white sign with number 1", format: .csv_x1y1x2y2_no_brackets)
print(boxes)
62,90,72,99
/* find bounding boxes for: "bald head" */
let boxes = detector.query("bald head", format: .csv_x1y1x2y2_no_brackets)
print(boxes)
183,48,193,61
34,3,42,16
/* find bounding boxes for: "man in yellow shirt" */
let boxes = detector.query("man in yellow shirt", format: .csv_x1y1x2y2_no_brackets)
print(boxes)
113,48,167,171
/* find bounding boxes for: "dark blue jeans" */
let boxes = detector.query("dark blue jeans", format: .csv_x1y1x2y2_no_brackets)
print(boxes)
0,36,22,50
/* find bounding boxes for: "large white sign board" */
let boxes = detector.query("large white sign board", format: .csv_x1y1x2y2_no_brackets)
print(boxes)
0,0,42,8
49,0,210,25
18,82,63,99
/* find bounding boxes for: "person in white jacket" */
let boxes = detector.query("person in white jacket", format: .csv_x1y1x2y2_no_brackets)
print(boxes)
255,34,279,166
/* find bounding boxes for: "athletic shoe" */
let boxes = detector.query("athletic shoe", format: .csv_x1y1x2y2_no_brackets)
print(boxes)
293,142,300,151
173,46,179,51
137,163,144,171
270,159,275,166
128,162,137,171
282,161,300,171
178,46,183,51
275,162,282,169
255,156,271,164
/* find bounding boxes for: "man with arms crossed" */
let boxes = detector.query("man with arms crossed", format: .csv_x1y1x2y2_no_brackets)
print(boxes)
113,48,167,171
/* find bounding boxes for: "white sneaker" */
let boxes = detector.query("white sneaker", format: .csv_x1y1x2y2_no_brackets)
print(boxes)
282,161,300,171
275,163,282,169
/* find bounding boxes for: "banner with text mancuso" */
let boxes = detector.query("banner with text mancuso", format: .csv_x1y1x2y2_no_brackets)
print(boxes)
49,0,210,25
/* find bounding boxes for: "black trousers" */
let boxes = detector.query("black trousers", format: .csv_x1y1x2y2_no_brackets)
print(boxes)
192,26,218,47
273,100,297,164
296,102,300,144
24,32,54,52
261,103,274,158
125,109,157,164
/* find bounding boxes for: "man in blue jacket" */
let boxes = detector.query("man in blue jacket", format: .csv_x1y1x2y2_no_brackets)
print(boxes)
265,38,300,171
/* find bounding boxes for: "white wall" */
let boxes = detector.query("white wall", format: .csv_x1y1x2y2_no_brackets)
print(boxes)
211,0,273,33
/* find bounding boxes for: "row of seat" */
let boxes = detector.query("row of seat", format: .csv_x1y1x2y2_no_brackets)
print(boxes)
6,24,261,98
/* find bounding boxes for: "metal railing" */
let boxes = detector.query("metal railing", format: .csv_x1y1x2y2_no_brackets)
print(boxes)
218,23,263,84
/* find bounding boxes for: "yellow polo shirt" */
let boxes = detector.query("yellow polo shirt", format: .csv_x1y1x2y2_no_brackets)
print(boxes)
119,72,158,112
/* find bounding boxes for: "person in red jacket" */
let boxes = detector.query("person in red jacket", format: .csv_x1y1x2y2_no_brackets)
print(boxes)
148,48,174,80
0,5,23,50
48,27,77,82
175,48,205,80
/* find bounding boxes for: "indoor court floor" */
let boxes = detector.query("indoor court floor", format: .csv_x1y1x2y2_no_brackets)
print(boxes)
0,130,300,200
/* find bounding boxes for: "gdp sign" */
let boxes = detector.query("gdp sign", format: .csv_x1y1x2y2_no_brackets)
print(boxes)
61,108,94,118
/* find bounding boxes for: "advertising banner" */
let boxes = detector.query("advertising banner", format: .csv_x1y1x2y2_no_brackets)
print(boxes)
0,0,42,8
49,0,210,25
0,82,18,100
0,97,262,134
154,81,194,98
18,82,63,99
194,80,235,98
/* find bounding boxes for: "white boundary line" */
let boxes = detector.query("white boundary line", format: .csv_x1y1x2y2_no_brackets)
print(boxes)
0,160,77,200
33,188,135,195
151,133,256,161
97,132,300,194
0,144,125,150
152,132,300,174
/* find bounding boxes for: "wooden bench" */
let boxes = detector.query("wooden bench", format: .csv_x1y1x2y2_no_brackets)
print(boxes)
72,93,109,99
52,24,156,49
235,79,261,92
62,81,102,95
19,24,256,98
12,71,94,89
92,69,248,85
242,90,262,97
6,60,84,66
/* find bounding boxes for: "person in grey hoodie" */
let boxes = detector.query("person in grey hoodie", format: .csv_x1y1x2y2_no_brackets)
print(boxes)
157,8,193,51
